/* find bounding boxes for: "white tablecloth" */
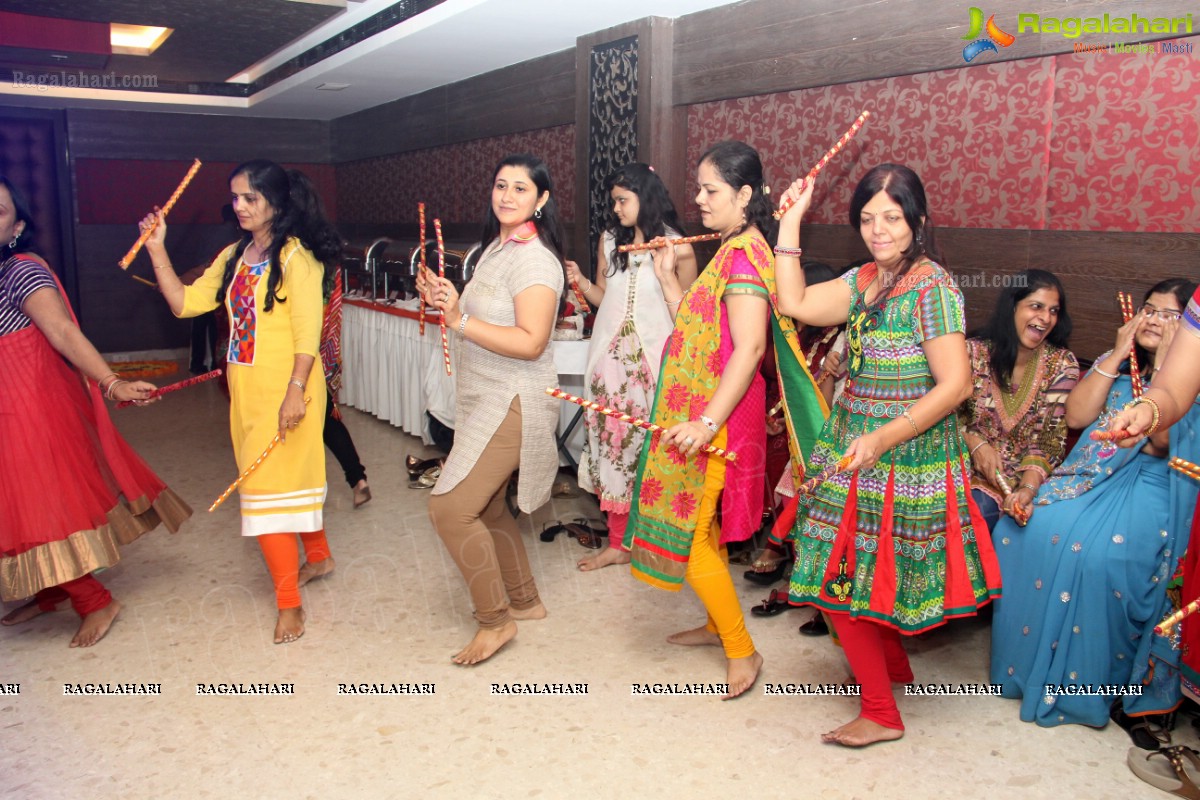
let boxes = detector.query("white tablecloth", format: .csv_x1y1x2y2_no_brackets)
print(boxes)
342,301,589,463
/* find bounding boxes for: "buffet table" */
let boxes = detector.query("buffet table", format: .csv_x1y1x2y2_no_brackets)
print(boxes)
341,298,588,463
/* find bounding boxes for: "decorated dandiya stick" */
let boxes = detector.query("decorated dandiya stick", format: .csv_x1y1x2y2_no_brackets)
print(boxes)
418,202,427,335
209,396,309,512
797,455,854,496
1156,598,1200,636
546,388,737,462
1118,292,1144,398
1090,428,1133,442
131,274,158,288
116,368,222,408
774,110,871,220
617,232,721,253
434,219,452,376
118,159,202,269
570,279,591,314
994,469,1030,526
1170,456,1200,482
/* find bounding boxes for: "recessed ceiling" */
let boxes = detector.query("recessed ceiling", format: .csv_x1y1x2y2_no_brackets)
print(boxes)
0,0,739,120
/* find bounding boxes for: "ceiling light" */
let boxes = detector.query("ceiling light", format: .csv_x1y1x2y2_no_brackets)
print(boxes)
315,82,350,91
110,23,173,56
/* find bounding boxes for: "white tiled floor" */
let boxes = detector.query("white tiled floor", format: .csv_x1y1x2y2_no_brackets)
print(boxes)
0,371,1182,798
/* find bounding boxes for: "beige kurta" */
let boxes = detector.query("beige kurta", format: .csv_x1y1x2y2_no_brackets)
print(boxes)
432,230,563,513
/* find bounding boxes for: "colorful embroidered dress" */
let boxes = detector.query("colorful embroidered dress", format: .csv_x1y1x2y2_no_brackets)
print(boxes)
1178,284,1200,702
960,339,1079,504
788,261,1002,631
625,232,826,590
991,359,1200,726
180,238,328,536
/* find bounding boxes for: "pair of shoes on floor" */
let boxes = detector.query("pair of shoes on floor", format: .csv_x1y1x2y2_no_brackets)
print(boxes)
539,518,608,549
352,480,372,509
1112,700,1174,750
406,455,444,489
1128,745,1200,798
798,613,829,636
743,555,792,586
750,589,794,617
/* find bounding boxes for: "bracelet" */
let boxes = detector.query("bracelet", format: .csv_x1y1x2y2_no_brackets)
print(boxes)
1129,396,1162,435
969,440,988,456
665,295,683,307
104,379,126,400
1092,363,1120,379
152,262,171,271
1019,482,1038,493
288,378,305,391
459,313,470,335
580,278,592,292
773,245,803,258
699,414,719,434
98,372,119,390
901,410,919,436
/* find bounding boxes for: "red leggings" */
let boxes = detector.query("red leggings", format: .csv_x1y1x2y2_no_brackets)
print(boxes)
257,530,331,609
35,574,112,617
829,614,914,731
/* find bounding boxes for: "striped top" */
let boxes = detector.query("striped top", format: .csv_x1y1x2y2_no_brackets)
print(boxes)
0,256,56,336
1186,285,1200,338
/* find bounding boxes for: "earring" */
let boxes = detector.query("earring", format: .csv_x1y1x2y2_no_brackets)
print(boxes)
7,234,17,249
534,207,543,219
916,231,924,248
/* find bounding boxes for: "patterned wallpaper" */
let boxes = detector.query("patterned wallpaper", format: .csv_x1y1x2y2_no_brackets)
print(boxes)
336,125,576,225
587,36,638,257
685,42,1200,233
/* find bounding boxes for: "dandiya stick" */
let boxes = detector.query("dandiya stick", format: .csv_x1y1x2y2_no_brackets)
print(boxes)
570,279,591,314
768,399,784,417
617,232,721,253
116,368,222,408
546,387,737,462
1156,599,1200,636
797,455,853,496
1090,428,1133,442
1171,456,1200,481
118,159,202,269
434,219,452,376
773,110,871,220
418,202,427,335
209,396,309,512
1118,292,1144,398
994,469,1029,526
131,274,158,289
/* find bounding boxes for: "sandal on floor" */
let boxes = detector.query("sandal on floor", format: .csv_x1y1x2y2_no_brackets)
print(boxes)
1113,700,1174,750
743,554,791,586
564,519,607,549
411,465,441,489
750,589,794,617
1128,746,1200,799
540,522,569,543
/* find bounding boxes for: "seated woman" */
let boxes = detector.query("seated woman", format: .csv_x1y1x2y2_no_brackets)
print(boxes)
959,270,1079,531
990,278,1200,735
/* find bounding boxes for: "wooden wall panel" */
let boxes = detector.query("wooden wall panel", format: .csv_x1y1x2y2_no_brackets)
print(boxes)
332,49,576,164
673,0,1198,105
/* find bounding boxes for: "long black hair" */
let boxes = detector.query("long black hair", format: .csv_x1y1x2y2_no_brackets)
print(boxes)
217,160,342,311
849,163,942,304
969,269,1072,392
478,153,568,308
604,163,686,275
0,176,36,257
1132,277,1197,377
697,140,776,244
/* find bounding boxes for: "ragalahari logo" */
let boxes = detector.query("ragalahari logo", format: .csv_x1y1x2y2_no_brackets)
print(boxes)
962,7,1015,62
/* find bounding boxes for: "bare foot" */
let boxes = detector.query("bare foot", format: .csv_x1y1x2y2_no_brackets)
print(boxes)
508,602,547,621
297,557,335,587
452,620,517,665
274,607,305,644
353,480,372,509
2,599,58,626
69,600,122,648
820,716,904,747
666,626,721,647
723,651,763,700
577,547,631,571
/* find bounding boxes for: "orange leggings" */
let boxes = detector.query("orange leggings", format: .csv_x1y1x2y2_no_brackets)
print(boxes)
687,456,755,660
257,530,331,609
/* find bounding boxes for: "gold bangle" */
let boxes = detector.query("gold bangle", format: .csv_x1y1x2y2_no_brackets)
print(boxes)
901,410,919,436
1138,396,1162,435
288,378,305,391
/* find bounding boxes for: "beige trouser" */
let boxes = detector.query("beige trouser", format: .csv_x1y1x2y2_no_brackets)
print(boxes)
429,398,540,628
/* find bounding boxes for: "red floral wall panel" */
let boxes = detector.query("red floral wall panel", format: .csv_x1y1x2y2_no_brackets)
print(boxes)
336,125,576,225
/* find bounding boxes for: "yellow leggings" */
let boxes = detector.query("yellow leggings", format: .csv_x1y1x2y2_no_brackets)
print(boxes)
686,456,755,659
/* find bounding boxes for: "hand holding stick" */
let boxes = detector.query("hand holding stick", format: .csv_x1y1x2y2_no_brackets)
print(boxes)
119,159,202,269
797,455,854,495
209,395,308,512
994,469,1029,525
546,388,736,461
117,368,222,408
1091,428,1133,442
773,111,870,220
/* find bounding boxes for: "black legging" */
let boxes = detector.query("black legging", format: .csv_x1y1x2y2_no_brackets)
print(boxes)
324,389,366,487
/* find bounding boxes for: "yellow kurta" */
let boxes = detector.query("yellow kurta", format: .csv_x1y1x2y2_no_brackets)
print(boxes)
179,238,327,535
